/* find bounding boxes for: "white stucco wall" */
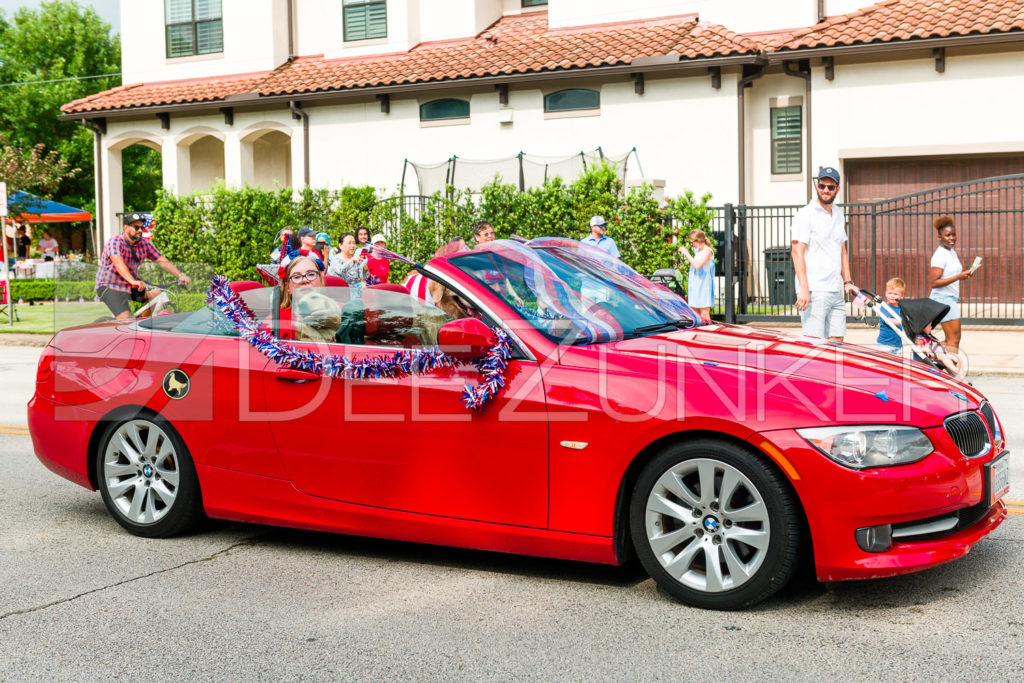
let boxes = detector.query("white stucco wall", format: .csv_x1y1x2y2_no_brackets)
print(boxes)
122,0,290,83
549,0,700,28
420,0,503,41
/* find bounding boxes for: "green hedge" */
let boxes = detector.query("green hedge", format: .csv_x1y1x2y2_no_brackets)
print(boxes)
147,166,713,286
10,278,97,302
152,183,378,282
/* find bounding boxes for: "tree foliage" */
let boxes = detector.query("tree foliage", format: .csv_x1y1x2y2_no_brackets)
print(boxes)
0,1,160,212
0,134,79,216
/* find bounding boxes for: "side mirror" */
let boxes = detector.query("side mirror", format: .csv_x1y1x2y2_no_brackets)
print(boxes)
438,318,495,359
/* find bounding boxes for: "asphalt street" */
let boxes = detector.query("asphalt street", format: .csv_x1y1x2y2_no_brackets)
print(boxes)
2,345,1023,680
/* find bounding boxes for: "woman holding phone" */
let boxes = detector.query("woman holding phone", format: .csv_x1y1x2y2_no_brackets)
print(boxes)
927,215,974,354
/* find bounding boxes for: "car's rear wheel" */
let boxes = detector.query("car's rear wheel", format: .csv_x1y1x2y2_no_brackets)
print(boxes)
630,440,802,610
96,415,204,538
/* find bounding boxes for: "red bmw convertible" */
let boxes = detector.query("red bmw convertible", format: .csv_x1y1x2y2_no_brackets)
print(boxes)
28,239,1009,609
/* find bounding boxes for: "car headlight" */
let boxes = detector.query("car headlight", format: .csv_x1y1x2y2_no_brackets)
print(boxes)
796,425,934,470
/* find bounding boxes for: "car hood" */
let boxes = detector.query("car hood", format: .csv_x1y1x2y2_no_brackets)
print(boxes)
603,323,981,423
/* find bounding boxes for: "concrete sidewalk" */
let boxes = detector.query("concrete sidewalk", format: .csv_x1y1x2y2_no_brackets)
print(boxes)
756,323,1024,377
2,322,1022,376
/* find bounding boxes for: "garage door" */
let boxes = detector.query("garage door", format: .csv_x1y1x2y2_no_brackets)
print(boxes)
843,155,1024,320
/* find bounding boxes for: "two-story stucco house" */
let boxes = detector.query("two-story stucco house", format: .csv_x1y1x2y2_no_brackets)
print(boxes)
61,0,1024,243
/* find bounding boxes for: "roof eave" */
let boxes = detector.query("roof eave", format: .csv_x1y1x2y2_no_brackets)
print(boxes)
764,29,1024,63
58,53,762,121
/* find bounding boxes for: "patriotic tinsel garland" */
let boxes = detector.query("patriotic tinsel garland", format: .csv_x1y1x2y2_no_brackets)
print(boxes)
205,276,511,410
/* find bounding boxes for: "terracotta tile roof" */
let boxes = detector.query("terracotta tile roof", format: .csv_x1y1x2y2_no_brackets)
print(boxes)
62,12,757,114
61,71,272,115
257,13,756,96
767,0,1024,52
61,2,1024,115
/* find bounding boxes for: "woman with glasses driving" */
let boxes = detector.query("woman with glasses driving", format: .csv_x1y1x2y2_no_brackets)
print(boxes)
272,254,341,342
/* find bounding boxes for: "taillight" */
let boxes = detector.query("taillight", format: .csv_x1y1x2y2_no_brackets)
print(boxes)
37,346,56,383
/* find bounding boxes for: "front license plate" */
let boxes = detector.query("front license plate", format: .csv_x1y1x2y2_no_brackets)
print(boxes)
988,452,1011,506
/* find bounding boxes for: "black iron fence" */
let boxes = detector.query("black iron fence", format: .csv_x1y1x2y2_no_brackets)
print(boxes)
374,176,1024,325
713,174,1024,325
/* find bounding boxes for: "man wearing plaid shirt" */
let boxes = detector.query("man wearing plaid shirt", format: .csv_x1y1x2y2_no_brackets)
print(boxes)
95,212,191,319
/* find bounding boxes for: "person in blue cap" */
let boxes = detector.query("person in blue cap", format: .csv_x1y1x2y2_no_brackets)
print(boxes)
790,166,859,341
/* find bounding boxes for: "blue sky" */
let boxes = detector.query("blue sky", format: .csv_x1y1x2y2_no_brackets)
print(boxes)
0,0,120,34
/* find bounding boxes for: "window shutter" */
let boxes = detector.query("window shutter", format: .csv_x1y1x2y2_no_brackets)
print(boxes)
344,0,387,42
771,106,802,175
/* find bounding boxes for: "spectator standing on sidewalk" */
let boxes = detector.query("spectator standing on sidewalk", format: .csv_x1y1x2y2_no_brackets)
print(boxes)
927,215,973,354
791,166,859,341
581,215,620,257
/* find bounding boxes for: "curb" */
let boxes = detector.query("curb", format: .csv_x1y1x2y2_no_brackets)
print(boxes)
0,333,52,347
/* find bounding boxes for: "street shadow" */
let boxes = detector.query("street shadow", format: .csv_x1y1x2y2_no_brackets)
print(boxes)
227,522,650,589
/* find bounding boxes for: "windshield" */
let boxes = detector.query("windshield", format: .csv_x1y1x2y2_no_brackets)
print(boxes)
448,239,702,344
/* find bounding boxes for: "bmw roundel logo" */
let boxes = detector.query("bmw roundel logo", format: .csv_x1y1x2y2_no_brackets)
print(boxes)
143,464,153,477
703,517,719,532
162,369,190,400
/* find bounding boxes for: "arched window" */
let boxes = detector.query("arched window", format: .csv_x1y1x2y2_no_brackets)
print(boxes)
544,88,600,113
420,99,470,121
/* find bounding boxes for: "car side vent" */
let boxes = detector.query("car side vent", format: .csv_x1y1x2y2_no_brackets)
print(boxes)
979,401,998,440
943,411,990,458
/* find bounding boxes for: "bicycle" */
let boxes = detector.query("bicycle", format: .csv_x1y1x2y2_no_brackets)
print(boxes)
93,281,182,323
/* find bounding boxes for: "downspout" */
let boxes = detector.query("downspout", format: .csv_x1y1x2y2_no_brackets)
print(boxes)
737,65,765,204
288,101,310,186
783,59,813,203
286,0,295,61
82,119,105,257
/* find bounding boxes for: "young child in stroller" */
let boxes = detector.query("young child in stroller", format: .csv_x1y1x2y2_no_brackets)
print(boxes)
899,297,963,377
875,277,905,354
860,282,963,378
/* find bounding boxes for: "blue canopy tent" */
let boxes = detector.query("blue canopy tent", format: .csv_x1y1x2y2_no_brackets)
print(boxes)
7,191,92,223
3,190,95,264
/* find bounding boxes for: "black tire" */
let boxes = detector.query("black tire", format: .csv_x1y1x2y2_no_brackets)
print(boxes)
96,414,205,538
629,439,803,610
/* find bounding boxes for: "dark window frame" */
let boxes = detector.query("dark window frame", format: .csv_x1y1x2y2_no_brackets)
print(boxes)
165,0,223,58
543,88,600,114
770,105,803,175
343,0,388,42
522,0,549,7
420,98,471,122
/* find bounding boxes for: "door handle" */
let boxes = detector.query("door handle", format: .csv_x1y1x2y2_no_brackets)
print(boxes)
274,367,321,382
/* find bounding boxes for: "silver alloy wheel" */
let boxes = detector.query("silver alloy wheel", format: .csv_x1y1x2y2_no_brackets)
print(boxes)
644,457,770,593
102,419,180,526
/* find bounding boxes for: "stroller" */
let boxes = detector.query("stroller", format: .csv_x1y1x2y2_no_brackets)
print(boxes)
857,288,962,378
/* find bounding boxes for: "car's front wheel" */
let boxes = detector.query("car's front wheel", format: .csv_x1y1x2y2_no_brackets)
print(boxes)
630,440,803,610
96,415,204,537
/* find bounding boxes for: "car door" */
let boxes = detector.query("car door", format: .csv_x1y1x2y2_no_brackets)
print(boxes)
263,285,550,528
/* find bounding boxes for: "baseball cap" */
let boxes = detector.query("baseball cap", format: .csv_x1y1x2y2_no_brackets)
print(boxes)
124,212,146,224
816,167,840,184
590,215,606,227
371,233,387,244
315,231,330,245
297,226,317,238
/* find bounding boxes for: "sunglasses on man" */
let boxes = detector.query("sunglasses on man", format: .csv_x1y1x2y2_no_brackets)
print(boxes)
817,183,838,191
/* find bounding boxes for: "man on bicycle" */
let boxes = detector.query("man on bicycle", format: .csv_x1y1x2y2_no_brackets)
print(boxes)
95,212,191,319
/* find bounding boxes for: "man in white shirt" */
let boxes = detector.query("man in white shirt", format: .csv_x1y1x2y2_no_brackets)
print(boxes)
790,167,859,341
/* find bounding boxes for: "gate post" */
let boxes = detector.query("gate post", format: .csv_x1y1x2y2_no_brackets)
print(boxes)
870,203,877,293
724,203,735,324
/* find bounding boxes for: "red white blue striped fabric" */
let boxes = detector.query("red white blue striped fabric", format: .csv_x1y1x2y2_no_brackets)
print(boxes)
403,272,432,303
